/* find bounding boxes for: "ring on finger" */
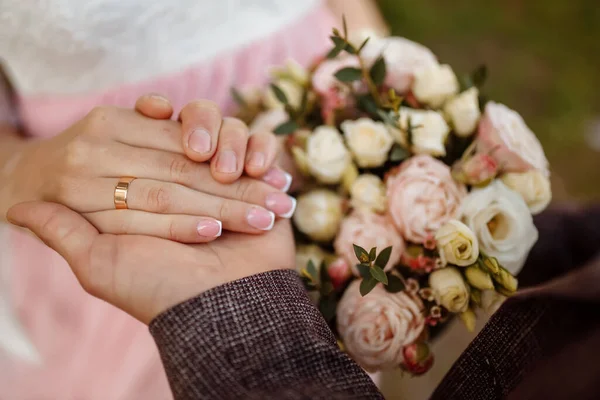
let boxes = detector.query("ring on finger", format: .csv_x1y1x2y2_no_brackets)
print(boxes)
114,177,137,209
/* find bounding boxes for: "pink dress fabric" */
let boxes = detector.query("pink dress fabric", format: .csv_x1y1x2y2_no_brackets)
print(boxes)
1,6,334,399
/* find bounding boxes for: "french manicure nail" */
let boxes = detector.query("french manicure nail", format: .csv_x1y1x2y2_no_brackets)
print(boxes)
246,207,275,231
262,168,293,192
216,150,238,174
188,128,211,154
265,193,297,218
247,152,266,168
197,219,222,237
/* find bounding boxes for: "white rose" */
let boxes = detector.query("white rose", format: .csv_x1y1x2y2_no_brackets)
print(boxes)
480,290,507,316
269,59,309,86
295,244,328,274
350,174,387,213
263,79,303,110
249,109,289,134
293,189,344,242
428,267,470,313
412,64,459,108
306,126,351,184
478,102,549,176
341,118,394,167
360,36,438,93
398,107,450,156
460,180,538,275
501,171,552,215
444,87,481,137
435,220,479,266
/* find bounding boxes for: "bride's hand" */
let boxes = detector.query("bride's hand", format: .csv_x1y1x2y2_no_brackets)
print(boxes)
7,201,295,324
9,100,295,242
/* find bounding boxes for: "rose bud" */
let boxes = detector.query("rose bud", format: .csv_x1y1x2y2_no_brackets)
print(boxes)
412,64,459,108
459,307,477,332
401,342,434,376
327,257,352,290
293,189,344,242
465,266,495,290
501,170,552,215
341,118,395,168
429,267,470,313
444,87,481,137
452,152,499,186
435,219,479,266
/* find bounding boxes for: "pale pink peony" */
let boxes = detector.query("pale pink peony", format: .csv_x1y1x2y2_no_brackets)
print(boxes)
337,281,425,372
334,209,405,274
386,155,467,243
312,56,361,95
477,102,549,176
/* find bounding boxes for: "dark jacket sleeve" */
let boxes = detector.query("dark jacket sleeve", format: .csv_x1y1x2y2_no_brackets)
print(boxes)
149,269,383,400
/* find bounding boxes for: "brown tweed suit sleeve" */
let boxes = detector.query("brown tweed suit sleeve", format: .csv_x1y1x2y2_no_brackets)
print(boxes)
149,269,383,400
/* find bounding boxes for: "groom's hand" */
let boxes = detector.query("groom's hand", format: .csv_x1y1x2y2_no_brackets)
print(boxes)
7,201,294,325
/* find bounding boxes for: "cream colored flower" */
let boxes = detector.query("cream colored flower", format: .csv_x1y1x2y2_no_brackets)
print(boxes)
412,64,459,108
263,79,303,110
460,180,538,275
477,102,549,176
341,118,394,168
293,189,344,242
386,155,467,243
334,209,405,275
337,281,425,371
269,59,309,86
444,87,481,137
359,36,438,93
249,109,289,134
435,220,479,266
428,267,470,313
481,290,507,315
350,174,387,213
397,107,450,156
464,266,495,290
305,126,351,184
295,244,328,274
501,171,552,215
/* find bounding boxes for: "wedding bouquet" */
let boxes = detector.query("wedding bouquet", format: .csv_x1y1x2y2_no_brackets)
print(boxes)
232,21,551,376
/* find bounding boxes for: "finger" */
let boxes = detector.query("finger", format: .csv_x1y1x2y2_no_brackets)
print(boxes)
244,131,279,178
179,100,222,161
6,201,97,268
109,178,279,232
134,93,174,120
84,210,222,243
211,117,248,183
261,167,293,192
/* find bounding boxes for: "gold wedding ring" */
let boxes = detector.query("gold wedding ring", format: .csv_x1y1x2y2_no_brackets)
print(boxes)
114,177,136,210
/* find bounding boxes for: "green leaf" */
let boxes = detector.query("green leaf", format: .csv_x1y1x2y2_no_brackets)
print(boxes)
356,263,371,279
330,35,346,48
357,37,370,53
306,260,318,279
358,95,379,115
335,67,363,82
369,247,377,262
369,56,387,86
344,45,357,55
319,295,338,323
270,84,288,105
370,265,389,285
300,276,318,291
471,64,488,88
459,74,474,91
342,15,348,39
326,46,343,59
375,246,393,269
390,144,410,162
360,277,378,296
353,244,370,263
230,87,247,107
273,120,299,135
385,275,405,293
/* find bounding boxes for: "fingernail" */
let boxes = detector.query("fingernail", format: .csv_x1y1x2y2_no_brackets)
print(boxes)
247,152,266,168
265,193,297,218
262,168,293,192
148,93,170,106
188,129,211,154
246,207,275,231
216,150,238,174
197,219,222,237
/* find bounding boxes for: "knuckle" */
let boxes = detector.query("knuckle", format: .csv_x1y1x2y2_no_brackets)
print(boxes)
217,199,232,223
146,186,171,213
223,117,249,137
64,138,91,169
182,100,221,122
167,219,181,242
83,235,120,297
84,106,112,131
234,180,254,203
168,156,192,183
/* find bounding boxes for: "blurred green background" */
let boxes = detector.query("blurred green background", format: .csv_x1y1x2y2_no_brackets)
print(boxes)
374,1,599,397
378,0,600,201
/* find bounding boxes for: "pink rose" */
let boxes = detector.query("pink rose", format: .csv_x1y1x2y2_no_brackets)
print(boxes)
477,102,549,176
327,257,352,289
400,343,434,376
337,281,425,372
452,152,499,186
334,209,405,275
386,155,467,243
312,56,361,96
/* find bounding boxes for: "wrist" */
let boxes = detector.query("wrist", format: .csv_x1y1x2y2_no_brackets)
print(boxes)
0,140,40,218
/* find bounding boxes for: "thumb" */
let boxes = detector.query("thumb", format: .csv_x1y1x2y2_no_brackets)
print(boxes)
135,93,174,120
7,201,98,267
